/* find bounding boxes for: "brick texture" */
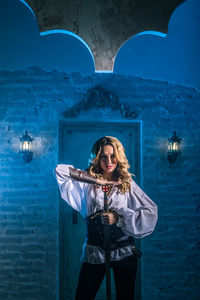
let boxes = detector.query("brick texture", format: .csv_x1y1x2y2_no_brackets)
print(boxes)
0,67,199,299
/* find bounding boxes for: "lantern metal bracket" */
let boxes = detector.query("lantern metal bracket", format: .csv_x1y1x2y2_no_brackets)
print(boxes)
22,152,33,163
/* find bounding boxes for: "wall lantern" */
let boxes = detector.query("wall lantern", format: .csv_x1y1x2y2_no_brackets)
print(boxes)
167,131,182,163
19,130,34,163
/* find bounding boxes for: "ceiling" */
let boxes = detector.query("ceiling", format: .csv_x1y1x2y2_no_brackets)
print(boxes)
26,0,185,70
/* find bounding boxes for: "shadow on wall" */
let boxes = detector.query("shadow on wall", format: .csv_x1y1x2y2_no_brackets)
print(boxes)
0,0,200,86
114,0,200,87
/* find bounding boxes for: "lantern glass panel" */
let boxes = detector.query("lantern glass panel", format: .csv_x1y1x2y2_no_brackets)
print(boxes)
29,142,33,151
168,142,172,152
173,142,179,151
23,141,28,152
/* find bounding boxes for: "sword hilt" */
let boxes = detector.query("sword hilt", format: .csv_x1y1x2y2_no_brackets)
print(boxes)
102,185,109,193
102,185,109,212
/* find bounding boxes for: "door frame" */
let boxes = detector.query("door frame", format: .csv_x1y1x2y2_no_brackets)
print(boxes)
58,120,143,300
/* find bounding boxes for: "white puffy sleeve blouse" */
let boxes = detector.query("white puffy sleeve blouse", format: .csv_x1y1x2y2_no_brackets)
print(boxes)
54,164,158,264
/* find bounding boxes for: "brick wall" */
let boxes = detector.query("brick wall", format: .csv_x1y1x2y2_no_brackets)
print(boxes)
0,67,199,299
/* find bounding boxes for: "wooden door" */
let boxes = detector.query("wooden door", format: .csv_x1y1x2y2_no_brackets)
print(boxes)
58,121,141,300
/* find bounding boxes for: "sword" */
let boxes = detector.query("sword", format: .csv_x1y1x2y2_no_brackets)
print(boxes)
102,185,111,300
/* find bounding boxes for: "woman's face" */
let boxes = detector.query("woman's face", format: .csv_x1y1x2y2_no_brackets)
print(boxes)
99,145,118,179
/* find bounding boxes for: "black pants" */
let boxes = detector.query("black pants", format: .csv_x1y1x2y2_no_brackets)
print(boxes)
75,254,137,300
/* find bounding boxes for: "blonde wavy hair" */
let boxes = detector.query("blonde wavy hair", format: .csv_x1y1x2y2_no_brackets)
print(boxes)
87,136,134,193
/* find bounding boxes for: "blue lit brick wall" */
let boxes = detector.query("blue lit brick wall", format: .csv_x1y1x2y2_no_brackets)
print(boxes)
0,67,199,299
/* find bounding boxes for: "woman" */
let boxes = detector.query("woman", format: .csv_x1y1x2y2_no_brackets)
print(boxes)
55,136,158,300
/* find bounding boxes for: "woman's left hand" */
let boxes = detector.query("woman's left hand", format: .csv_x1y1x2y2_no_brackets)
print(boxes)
101,212,118,225
96,179,122,186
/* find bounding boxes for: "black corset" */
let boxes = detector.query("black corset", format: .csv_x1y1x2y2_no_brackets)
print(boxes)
85,210,135,250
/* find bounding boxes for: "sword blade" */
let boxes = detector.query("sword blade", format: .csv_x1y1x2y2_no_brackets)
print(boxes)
103,186,111,300
104,224,111,300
